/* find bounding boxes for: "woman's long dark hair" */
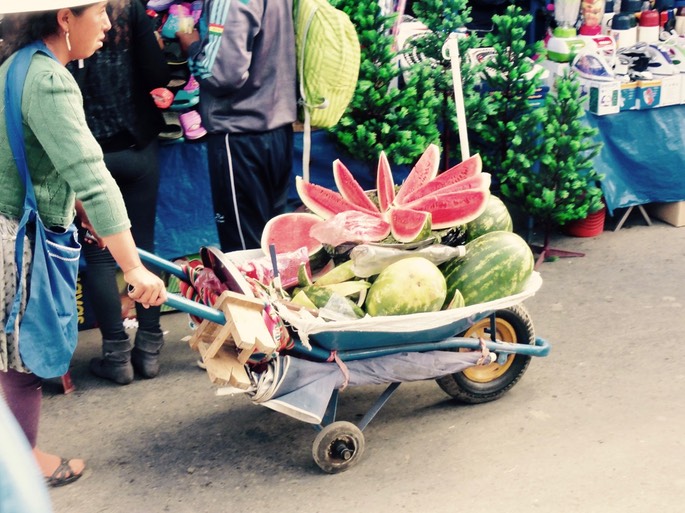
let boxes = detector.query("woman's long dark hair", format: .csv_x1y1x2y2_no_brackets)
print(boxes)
0,5,89,64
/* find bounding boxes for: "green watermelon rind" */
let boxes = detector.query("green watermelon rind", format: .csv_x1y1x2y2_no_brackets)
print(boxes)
365,257,447,316
441,231,534,307
465,195,513,242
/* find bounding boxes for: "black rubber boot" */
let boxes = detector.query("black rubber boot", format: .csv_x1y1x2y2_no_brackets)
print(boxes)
90,338,134,385
131,330,165,379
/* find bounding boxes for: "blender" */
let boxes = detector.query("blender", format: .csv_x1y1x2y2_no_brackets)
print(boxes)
547,0,586,62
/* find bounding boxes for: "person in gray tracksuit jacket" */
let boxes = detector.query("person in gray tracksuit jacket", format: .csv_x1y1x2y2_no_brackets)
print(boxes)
178,0,297,252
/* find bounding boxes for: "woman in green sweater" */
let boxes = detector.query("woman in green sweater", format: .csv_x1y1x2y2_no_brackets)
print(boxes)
0,0,167,487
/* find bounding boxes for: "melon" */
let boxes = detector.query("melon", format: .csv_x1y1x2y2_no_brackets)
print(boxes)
333,159,379,213
365,257,447,316
294,145,491,243
261,212,327,268
296,177,377,219
388,207,432,243
394,144,441,204
404,188,490,229
400,153,483,204
441,231,534,307
376,151,395,212
465,195,513,242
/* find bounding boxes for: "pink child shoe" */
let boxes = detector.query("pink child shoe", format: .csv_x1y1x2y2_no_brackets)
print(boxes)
179,110,207,140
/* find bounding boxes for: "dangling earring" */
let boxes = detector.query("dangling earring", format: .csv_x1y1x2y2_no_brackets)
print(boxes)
65,31,72,52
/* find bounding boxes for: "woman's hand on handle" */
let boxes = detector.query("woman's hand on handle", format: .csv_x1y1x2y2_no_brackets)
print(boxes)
124,266,167,308
99,229,167,308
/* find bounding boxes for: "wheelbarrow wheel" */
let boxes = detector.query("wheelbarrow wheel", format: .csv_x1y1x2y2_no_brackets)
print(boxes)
436,304,535,404
312,421,365,474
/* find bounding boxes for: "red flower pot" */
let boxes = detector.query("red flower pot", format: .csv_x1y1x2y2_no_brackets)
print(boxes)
564,206,606,237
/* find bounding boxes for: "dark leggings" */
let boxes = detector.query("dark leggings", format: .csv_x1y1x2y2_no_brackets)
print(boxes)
79,139,162,341
0,369,41,447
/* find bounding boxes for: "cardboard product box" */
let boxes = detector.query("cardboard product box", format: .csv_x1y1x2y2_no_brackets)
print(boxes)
580,78,620,115
659,74,682,107
620,81,638,111
636,79,661,109
649,201,685,227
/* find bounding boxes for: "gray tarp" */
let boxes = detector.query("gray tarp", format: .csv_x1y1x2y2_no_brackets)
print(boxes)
248,350,484,424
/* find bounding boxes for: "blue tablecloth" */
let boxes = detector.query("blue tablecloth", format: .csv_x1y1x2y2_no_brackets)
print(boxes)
585,105,685,216
155,131,411,259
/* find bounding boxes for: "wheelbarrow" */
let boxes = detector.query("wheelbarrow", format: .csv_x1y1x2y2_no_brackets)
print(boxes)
139,248,551,473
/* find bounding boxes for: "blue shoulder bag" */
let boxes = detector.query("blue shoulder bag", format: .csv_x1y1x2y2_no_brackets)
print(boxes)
3,41,82,379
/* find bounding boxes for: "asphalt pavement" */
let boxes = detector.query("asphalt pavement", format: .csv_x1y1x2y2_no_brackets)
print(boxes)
40,210,685,513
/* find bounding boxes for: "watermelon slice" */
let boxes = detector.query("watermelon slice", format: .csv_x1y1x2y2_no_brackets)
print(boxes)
388,207,432,243
406,189,490,229
296,177,377,219
260,212,324,256
393,143,441,204
399,154,483,204
333,159,380,213
376,151,395,213
415,172,491,197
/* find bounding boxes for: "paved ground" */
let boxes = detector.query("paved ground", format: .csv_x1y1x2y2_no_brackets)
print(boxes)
40,211,685,513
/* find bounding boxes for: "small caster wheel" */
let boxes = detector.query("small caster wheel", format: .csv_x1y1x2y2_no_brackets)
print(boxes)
312,421,365,474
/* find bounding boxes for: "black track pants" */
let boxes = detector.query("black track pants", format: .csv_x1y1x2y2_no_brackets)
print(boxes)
205,125,293,252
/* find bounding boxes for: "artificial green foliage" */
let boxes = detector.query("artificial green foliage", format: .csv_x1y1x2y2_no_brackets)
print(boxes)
504,71,604,227
407,0,492,166
471,5,547,192
329,0,442,165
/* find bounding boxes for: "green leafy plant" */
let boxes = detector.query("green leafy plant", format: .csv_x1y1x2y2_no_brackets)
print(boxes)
329,0,442,165
473,5,547,193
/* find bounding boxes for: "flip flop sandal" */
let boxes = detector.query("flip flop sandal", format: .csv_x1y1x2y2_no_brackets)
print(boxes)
150,87,174,109
159,111,184,141
45,458,84,488
179,110,207,140
169,89,199,111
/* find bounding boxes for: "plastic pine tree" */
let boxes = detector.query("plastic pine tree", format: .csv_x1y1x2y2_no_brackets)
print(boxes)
329,0,442,165
473,5,547,193
409,0,494,166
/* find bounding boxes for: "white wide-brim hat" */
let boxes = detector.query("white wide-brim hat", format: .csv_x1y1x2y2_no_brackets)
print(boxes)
0,0,101,14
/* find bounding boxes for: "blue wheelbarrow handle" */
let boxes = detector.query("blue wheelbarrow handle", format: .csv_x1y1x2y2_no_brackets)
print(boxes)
138,248,227,325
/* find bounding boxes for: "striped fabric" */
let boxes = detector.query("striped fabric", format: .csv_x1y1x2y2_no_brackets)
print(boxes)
189,0,232,79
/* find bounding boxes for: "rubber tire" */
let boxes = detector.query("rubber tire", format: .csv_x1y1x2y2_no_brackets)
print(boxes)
436,304,535,404
312,421,365,474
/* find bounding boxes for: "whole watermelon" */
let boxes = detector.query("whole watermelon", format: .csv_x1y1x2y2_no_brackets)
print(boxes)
441,231,534,306
465,195,513,242
365,257,446,316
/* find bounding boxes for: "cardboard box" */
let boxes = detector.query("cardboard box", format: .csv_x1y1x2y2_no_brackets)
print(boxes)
620,81,638,111
659,74,682,107
649,201,685,227
636,79,661,109
580,78,620,115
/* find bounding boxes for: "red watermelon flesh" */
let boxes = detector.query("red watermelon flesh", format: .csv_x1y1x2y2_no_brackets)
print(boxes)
417,172,491,197
406,188,490,229
310,210,391,247
376,151,395,213
393,143,441,204
260,212,325,256
296,176,378,219
400,153,483,204
389,207,432,243
333,159,380,213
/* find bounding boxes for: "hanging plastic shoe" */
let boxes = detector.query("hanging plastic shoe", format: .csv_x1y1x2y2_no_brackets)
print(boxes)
161,3,191,40
179,110,207,140
190,0,203,24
